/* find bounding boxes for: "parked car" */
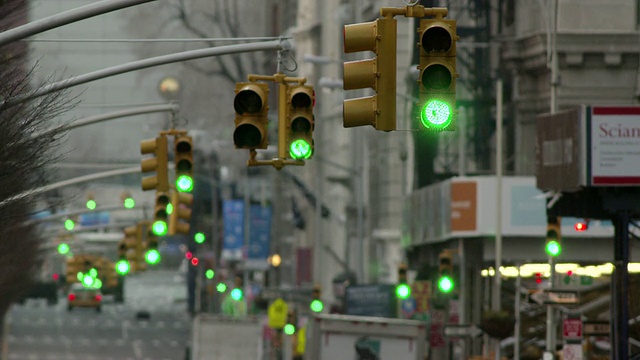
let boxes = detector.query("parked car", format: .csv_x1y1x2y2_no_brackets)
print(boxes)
67,283,102,312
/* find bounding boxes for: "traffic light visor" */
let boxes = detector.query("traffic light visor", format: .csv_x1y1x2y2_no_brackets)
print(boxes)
421,64,453,91
343,21,376,53
234,85,267,114
421,25,453,53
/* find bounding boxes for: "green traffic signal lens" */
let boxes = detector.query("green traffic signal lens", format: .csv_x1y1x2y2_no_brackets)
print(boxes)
176,175,194,193
289,139,312,159
396,284,411,299
546,240,561,257
438,276,454,293
86,200,97,210
115,260,130,275
123,197,135,209
57,243,70,255
194,232,206,244
88,268,98,278
216,283,227,293
82,275,94,287
94,279,103,289
64,219,75,231
145,249,161,265
205,269,215,279
420,99,452,129
152,220,168,236
166,203,173,215
310,299,324,313
284,324,296,335
230,288,243,301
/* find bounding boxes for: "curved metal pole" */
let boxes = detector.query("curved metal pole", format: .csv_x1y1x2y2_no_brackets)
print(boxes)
6,40,286,106
0,0,157,47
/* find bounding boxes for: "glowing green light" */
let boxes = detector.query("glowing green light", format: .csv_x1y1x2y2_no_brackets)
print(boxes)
206,269,215,279
145,249,161,265
94,279,102,289
77,272,83,282
194,232,206,244
396,284,411,299
86,200,97,210
420,99,452,129
123,197,135,209
115,260,130,275
152,220,168,236
289,139,312,160
230,288,243,301
216,283,227,293
176,175,194,193
546,240,561,257
88,268,98,278
64,219,75,231
166,204,173,215
82,275,94,287
57,243,70,255
310,299,324,313
438,276,454,293
284,324,296,335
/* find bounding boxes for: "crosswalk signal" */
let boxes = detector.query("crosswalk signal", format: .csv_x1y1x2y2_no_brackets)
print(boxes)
343,17,397,131
546,216,562,257
286,85,315,160
168,191,194,235
437,250,454,293
140,135,169,192
174,135,194,193
418,16,458,131
233,82,269,149
152,192,170,236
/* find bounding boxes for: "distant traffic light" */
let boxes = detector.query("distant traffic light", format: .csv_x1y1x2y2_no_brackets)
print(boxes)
343,17,397,131
121,191,135,209
194,232,206,244
174,134,194,193
206,269,215,279
310,285,324,313
230,288,243,301
115,259,130,275
145,231,160,265
546,216,562,257
64,218,75,231
418,16,458,131
437,250,454,294
233,82,269,149
168,191,193,235
152,192,170,236
57,243,70,255
140,135,169,192
216,282,227,293
395,263,411,299
86,193,97,210
285,310,297,335
285,85,315,160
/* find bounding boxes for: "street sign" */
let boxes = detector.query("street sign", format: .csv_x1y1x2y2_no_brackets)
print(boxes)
563,317,583,340
547,290,579,304
268,298,288,329
584,321,610,336
401,298,417,318
444,324,483,338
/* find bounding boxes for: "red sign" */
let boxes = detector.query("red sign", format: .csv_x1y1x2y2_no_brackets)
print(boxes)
411,281,431,313
563,318,583,340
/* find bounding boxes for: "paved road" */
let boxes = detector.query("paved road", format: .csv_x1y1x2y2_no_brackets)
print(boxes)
6,269,190,360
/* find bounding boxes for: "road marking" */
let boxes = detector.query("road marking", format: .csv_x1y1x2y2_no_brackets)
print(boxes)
122,320,130,340
132,339,143,359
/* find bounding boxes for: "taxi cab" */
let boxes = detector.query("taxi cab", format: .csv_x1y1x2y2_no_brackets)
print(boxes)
67,283,102,312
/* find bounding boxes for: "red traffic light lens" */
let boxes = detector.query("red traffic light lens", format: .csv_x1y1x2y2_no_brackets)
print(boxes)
574,222,588,232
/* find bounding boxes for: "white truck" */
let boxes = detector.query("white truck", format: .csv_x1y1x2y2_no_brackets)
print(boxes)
306,314,427,360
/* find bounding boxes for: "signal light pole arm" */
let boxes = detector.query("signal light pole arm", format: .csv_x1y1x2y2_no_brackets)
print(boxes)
380,5,448,19
5,40,287,106
0,0,158,47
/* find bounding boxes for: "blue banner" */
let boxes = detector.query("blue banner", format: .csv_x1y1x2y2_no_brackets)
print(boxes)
222,200,244,260
79,212,110,226
248,205,272,260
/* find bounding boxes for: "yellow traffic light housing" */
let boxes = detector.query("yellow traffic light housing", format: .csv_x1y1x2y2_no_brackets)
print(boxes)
343,17,397,131
437,250,454,293
168,191,194,235
140,135,169,192
233,82,269,149
286,85,315,160
418,17,458,131
151,192,170,236
174,134,194,193
546,216,562,257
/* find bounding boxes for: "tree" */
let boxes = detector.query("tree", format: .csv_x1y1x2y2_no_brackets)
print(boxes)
0,0,74,339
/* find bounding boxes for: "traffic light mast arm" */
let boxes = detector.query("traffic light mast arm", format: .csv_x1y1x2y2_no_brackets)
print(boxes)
380,5,448,19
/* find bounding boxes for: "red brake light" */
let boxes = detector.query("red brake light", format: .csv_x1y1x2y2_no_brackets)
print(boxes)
95,294,102,301
575,220,589,232
68,294,76,301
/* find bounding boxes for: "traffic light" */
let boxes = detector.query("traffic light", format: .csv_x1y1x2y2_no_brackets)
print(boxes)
194,232,206,244
145,231,160,265
66,256,82,284
64,218,75,231
121,191,135,209
86,192,97,210
285,309,297,335
140,135,169,192
115,241,130,276
233,81,269,149
168,191,193,235
174,135,194,193
437,250,454,293
123,225,142,267
285,84,315,160
310,285,324,313
151,192,170,236
417,16,458,131
343,17,397,131
395,263,411,299
57,243,70,255
546,216,562,257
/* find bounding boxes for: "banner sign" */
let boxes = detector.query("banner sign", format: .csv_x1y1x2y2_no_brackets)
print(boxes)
222,200,244,260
